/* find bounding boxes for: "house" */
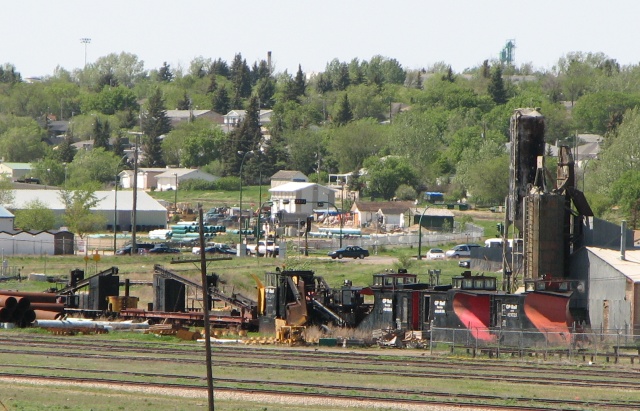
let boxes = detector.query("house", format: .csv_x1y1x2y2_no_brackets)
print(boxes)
270,170,308,188
7,189,168,231
0,163,32,181
351,201,414,229
411,207,455,230
119,168,167,190
223,110,273,128
155,168,219,191
165,110,223,127
269,182,335,216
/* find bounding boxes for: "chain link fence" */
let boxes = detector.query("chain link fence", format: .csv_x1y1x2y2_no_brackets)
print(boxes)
429,326,640,363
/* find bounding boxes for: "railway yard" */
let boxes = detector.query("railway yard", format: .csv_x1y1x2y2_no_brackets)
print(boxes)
0,330,639,410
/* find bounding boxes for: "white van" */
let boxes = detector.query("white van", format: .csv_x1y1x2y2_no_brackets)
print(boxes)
484,238,504,248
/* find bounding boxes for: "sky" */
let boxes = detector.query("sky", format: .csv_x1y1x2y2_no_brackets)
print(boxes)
3,1,640,79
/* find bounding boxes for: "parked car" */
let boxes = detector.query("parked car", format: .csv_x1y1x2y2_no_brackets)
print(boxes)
328,246,369,259
426,248,445,260
445,243,481,258
192,244,235,255
115,243,155,255
148,245,181,254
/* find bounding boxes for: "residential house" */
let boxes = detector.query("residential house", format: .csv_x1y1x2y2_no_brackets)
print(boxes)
270,170,308,188
119,168,167,190
351,201,414,229
166,109,223,127
223,109,273,129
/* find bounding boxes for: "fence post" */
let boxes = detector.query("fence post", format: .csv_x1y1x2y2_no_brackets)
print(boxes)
474,328,478,358
616,332,620,364
451,328,455,353
496,328,501,359
544,331,548,360
429,326,433,355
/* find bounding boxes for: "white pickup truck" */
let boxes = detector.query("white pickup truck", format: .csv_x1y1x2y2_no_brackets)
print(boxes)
246,241,279,257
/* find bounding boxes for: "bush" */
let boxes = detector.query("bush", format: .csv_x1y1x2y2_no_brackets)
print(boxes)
178,177,240,191
395,184,417,201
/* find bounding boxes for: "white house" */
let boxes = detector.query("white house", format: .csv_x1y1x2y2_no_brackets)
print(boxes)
223,110,273,128
119,168,167,190
0,206,14,231
269,182,336,216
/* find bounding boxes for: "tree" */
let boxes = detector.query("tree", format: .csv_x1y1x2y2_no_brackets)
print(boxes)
158,62,174,82
223,96,262,177
572,91,640,135
60,185,106,238
212,85,230,114
176,91,191,110
364,156,418,200
92,117,111,150
56,134,77,164
329,119,387,172
162,119,226,167
14,199,56,231
333,94,353,126
455,140,510,205
488,65,507,105
67,148,123,186
141,88,171,167
0,175,14,206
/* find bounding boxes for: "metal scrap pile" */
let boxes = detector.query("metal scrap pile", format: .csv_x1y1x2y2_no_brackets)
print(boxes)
0,291,64,327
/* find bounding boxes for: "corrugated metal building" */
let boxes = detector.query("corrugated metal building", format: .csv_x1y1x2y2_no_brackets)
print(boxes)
571,247,640,334
8,190,167,231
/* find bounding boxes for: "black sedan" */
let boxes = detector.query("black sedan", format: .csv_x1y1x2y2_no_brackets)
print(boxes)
147,245,181,254
196,245,236,255
328,246,369,259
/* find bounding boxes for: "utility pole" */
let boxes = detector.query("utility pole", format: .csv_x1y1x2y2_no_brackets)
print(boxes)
80,38,91,67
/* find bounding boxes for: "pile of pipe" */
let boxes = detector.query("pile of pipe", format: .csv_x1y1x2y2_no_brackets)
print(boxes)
0,291,64,327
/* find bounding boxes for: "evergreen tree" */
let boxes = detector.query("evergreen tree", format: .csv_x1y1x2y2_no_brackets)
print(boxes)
57,134,77,164
481,60,491,78
212,85,231,114
293,64,306,98
314,73,332,94
158,62,173,82
176,91,191,110
230,53,252,99
93,117,111,150
141,88,171,167
333,94,353,126
333,62,351,91
206,74,218,94
348,58,364,85
112,131,125,158
223,96,262,177
442,66,455,82
210,58,230,77
256,77,276,109
488,65,508,105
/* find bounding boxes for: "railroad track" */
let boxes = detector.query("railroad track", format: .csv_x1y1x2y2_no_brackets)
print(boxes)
1,371,636,411
2,332,640,410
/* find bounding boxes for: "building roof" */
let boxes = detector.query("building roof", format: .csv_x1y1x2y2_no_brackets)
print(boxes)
271,170,307,179
7,190,167,212
0,205,14,218
0,163,31,170
411,207,455,217
166,109,216,119
155,168,217,179
268,182,317,193
353,201,414,214
588,246,640,282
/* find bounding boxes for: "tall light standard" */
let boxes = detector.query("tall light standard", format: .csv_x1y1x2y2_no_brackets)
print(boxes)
417,206,430,260
113,155,128,254
173,172,178,210
238,150,254,256
128,132,143,255
339,179,345,249
80,38,91,67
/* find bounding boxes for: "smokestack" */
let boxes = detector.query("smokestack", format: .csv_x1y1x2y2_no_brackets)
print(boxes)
620,220,627,261
267,51,272,73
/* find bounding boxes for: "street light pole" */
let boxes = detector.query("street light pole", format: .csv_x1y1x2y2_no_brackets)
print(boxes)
173,173,178,210
417,206,430,260
128,132,143,255
80,38,91,67
238,150,254,256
